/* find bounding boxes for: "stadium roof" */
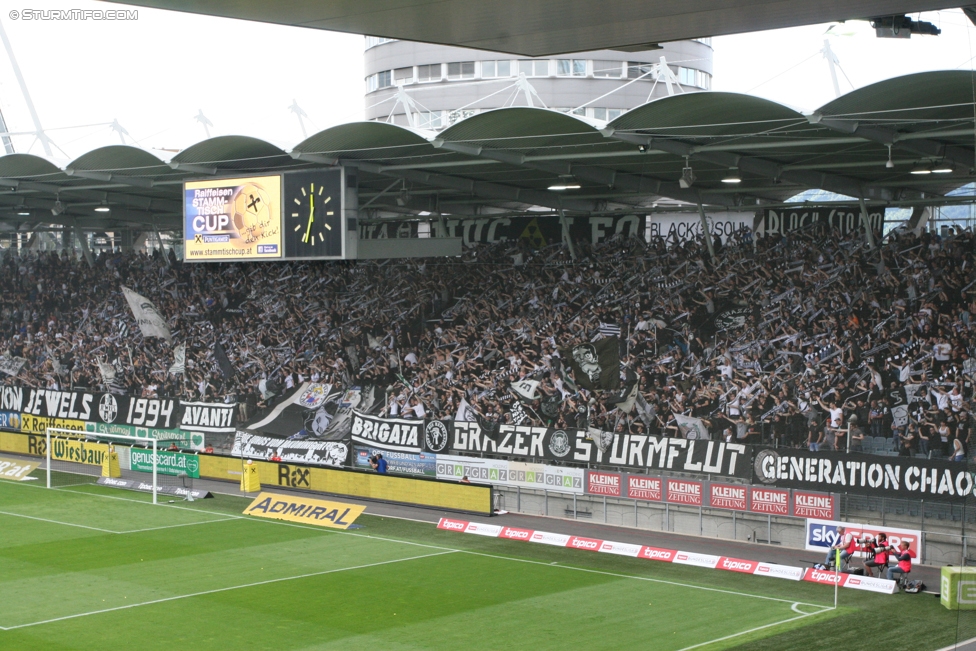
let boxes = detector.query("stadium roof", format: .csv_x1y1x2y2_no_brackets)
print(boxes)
0,70,972,231
106,0,961,56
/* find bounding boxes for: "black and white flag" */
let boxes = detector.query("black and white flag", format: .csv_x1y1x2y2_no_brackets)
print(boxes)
598,322,621,338
0,355,27,377
561,337,620,391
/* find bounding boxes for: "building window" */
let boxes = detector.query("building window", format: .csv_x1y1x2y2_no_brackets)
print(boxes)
446,62,475,79
556,59,586,76
418,111,443,129
627,62,654,80
394,67,413,84
365,36,396,49
482,60,513,78
417,64,442,82
366,70,394,92
592,60,622,78
677,67,711,89
518,59,549,77
592,108,623,121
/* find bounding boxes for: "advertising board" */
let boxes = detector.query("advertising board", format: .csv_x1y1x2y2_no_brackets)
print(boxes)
184,175,283,262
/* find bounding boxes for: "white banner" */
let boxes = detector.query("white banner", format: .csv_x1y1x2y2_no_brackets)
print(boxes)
181,400,236,434
435,453,584,494
121,285,172,343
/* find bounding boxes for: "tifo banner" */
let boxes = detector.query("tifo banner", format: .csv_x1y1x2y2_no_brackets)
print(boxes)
243,492,365,529
756,205,884,237
0,455,38,481
804,519,921,557
444,421,749,478
353,445,436,477
437,518,896,594
244,382,340,439
121,286,172,343
129,448,200,478
180,401,236,434
436,453,584,495
0,356,26,377
232,430,348,467
432,214,645,247
3,388,181,430
752,447,976,503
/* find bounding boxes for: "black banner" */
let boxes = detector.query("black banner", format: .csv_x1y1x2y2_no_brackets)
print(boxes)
232,430,348,467
382,215,645,246
349,410,423,453
757,205,884,238
752,447,975,502
440,421,750,478
11,387,181,430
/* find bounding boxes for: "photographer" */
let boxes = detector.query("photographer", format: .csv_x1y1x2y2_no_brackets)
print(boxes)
369,453,388,474
823,526,858,570
863,533,891,578
887,541,916,583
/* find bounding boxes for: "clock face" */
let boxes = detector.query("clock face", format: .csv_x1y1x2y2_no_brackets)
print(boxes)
282,170,343,258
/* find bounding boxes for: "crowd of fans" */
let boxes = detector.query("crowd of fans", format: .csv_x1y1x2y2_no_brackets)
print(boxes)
1,218,974,459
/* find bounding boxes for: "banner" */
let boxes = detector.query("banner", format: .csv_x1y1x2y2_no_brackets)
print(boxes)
436,453,584,494
586,470,622,496
349,410,422,453
433,214,644,247
648,212,751,244
232,430,348,467
243,382,339,439
0,411,20,432
243,492,365,529
752,447,976,503
180,401,236,434
19,414,87,435
756,205,884,238
0,356,26,377
749,487,789,515
121,286,172,343
674,414,709,440
86,422,203,450
129,448,200,478
562,337,620,391
8,389,181,430
709,483,748,510
97,476,212,500
444,421,750,478
352,445,436,477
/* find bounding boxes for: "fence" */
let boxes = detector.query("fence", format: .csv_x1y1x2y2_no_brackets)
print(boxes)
494,485,976,567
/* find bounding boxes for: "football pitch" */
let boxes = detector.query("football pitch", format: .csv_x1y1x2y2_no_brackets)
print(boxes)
1,479,974,651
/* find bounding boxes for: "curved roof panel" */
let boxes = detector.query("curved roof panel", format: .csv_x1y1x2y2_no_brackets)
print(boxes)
68,145,169,174
609,92,808,138
295,122,435,162
817,70,976,122
0,153,63,178
171,135,289,169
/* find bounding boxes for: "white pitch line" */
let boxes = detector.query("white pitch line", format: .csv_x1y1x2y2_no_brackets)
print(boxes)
0,510,116,534
934,636,976,651
1,550,456,631
119,517,240,534
674,603,833,651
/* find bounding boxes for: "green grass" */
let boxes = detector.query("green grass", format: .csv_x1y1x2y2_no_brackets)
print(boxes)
0,477,974,650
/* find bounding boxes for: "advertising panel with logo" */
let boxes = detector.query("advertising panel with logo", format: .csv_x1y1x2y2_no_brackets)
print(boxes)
752,446,975,503
791,491,836,519
0,411,21,431
184,175,283,262
748,487,790,515
86,422,203,450
352,445,436,477
435,453,584,494
709,483,748,510
129,448,200,478
626,475,663,501
586,471,622,497
666,479,703,506
804,519,921,557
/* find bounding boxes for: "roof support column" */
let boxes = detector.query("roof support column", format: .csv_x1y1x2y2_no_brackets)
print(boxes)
558,208,576,260
857,197,877,250
73,223,94,268
697,203,716,263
